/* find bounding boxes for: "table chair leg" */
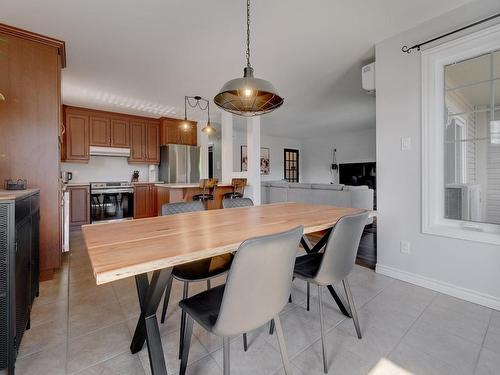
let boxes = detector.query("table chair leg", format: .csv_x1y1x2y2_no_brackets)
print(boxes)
179,281,189,359
160,276,173,324
342,278,362,339
130,268,172,375
243,333,248,352
179,314,194,375
318,286,328,374
274,314,292,375
223,337,231,375
269,319,275,335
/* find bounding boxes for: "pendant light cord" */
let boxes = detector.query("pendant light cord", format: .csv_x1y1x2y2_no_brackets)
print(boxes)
246,0,251,68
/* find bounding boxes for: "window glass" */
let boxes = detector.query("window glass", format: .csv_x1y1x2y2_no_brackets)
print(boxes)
445,53,491,89
444,52,500,225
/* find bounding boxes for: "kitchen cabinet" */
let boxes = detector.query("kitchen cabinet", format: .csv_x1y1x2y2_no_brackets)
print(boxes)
111,118,130,147
134,183,158,219
90,115,110,146
160,118,197,146
64,110,90,162
145,122,160,163
129,121,160,164
68,185,90,227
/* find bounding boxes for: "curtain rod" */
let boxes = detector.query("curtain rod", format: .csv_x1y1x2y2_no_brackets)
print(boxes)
402,12,500,53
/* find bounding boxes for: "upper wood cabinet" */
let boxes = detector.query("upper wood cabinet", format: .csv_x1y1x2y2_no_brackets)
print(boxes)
64,110,89,162
90,116,111,146
160,118,197,146
129,121,146,162
111,118,130,147
62,106,160,164
145,122,160,163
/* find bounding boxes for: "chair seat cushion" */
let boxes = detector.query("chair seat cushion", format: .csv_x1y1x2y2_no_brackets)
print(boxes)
179,284,225,332
294,253,323,280
173,254,233,281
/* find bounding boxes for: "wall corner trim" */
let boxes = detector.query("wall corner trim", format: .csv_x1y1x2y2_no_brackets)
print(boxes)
376,264,500,311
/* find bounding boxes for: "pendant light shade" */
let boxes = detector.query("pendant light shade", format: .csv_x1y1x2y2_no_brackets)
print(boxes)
214,67,283,116
214,0,283,117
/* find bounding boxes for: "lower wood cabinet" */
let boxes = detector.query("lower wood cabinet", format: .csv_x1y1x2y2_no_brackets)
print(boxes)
134,183,158,219
68,185,90,227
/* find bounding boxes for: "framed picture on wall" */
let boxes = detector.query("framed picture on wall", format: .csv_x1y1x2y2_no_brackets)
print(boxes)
241,146,270,175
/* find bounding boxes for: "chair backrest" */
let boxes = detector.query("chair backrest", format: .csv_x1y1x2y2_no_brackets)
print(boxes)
232,178,247,194
222,198,254,209
161,201,205,216
213,226,303,336
313,211,368,285
207,178,218,189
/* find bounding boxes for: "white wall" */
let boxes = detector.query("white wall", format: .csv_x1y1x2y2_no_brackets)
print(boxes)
61,157,150,183
231,129,302,182
301,128,376,183
376,0,500,309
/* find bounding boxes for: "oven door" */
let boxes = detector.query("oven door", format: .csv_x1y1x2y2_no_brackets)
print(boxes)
90,191,134,223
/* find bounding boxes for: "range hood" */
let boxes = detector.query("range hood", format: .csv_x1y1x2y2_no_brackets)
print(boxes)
89,146,131,157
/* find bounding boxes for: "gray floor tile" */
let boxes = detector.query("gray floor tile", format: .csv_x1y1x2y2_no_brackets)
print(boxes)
483,324,500,355
75,352,145,375
388,342,468,375
475,347,500,375
402,321,481,373
67,322,131,374
18,318,68,358
14,343,67,375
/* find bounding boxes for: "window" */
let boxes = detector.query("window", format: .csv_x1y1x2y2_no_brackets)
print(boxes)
422,23,500,245
284,149,299,182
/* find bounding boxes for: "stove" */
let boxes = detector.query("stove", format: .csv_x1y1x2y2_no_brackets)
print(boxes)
90,182,134,223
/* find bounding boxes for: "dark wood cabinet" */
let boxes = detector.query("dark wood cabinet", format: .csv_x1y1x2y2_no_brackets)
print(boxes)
145,122,160,163
64,111,89,162
111,118,130,147
89,115,110,146
134,183,158,219
68,185,90,227
160,118,197,146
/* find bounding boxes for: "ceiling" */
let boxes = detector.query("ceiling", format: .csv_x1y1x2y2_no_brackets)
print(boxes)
0,0,475,138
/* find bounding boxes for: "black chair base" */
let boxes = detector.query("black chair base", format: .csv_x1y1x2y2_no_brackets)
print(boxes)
223,192,244,199
193,194,214,201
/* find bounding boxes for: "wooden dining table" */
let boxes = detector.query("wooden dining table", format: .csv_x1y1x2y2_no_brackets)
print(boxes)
82,202,366,375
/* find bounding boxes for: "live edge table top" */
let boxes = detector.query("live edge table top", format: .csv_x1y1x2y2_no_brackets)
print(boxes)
82,202,364,285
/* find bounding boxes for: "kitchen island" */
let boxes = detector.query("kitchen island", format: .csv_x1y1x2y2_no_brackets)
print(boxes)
155,182,235,210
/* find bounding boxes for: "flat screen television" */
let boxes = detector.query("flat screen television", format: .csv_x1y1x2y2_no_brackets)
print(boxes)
339,162,376,190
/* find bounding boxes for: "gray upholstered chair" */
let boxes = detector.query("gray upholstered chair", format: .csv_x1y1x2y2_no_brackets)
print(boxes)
179,226,304,375
294,211,368,373
159,201,239,357
222,197,254,209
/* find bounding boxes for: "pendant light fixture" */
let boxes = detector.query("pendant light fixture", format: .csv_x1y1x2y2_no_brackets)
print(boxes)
182,95,216,134
214,0,284,117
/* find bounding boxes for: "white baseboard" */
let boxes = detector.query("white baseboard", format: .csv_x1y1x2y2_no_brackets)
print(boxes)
376,264,500,311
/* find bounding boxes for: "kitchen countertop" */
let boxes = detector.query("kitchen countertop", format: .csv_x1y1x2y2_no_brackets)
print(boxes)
0,188,40,201
155,182,233,188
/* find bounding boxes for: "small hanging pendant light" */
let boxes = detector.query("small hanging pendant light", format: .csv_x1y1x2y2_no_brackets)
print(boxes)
214,0,284,117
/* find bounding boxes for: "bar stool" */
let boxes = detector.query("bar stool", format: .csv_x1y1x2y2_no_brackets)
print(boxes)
179,226,304,375
223,178,247,199
193,178,218,208
293,211,368,373
158,201,248,358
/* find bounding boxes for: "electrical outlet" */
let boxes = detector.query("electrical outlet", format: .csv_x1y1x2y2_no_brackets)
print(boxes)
400,240,411,254
401,137,411,151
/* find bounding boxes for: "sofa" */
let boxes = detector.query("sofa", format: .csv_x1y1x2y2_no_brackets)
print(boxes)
261,181,374,212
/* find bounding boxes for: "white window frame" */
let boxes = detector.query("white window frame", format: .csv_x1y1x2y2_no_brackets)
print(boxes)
422,23,500,245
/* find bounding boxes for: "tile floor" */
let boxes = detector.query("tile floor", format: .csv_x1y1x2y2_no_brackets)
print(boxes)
15,231,500,375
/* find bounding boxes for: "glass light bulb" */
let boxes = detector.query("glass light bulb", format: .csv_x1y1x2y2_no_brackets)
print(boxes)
244,88,253,97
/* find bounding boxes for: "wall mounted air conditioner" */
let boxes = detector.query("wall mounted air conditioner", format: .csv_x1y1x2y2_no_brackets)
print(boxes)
445,184,482,221
362,62,376,93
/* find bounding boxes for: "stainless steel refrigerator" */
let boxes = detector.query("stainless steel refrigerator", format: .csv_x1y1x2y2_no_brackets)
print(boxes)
158,145,201,183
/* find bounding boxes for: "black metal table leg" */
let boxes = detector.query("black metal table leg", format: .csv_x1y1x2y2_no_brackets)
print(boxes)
130,268,173,375
301,230,351,318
